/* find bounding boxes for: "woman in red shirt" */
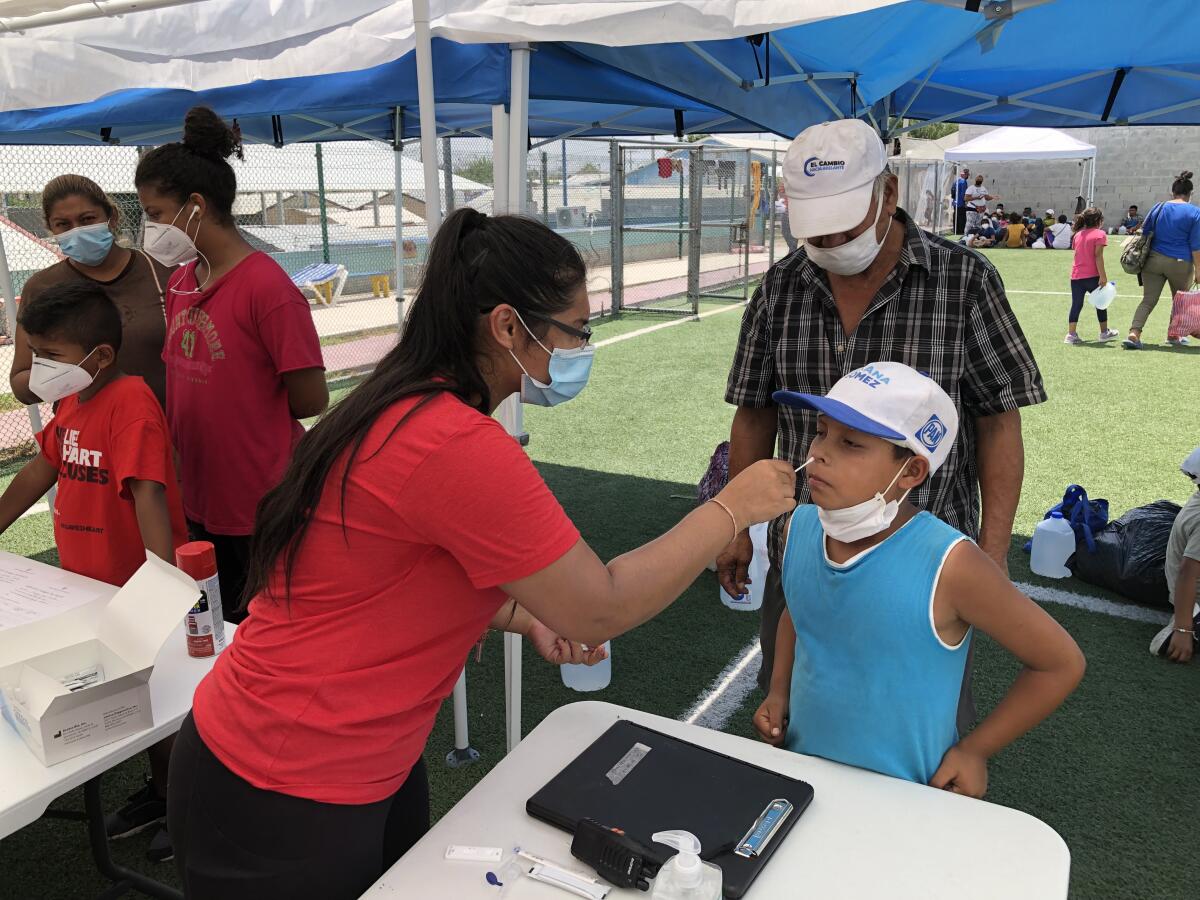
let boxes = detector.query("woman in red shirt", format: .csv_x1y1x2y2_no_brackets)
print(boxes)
134,108,329,623
167,208,796,899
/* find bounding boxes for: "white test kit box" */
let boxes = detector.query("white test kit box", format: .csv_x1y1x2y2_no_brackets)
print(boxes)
0,553,200,766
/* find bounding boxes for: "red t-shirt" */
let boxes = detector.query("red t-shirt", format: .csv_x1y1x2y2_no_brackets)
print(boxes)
37,376,188,587
165,252,324,535
192,393,580,804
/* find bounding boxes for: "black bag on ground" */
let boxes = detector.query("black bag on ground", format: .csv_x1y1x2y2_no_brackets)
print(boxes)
1073,500,1182,607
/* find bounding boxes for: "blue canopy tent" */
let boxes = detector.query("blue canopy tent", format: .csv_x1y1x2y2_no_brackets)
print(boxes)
0,40,751,146
885,0,1200,134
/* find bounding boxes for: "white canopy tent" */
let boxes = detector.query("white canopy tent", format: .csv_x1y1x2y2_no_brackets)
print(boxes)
944,125,1098,206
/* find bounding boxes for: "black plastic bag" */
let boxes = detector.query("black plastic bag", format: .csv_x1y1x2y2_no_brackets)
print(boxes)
1073,500,1182,607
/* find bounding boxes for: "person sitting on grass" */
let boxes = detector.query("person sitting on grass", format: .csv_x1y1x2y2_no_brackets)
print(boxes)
1150,447,1200,663
1048,214,1074,250
1004,212,1028,248
753,362,1085,797
0,281,188,859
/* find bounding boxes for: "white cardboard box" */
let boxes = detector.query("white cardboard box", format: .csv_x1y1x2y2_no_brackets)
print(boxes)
0,553,199,766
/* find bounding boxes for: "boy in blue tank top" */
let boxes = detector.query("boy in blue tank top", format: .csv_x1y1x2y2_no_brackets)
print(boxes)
753,362,1085,797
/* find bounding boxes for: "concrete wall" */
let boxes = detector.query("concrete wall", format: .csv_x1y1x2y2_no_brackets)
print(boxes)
953,124,1200,223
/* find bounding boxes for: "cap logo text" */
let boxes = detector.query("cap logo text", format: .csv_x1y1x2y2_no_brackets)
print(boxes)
803,156,846,177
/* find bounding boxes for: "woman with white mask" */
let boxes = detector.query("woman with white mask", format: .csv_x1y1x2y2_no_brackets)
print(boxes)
165,204,798,899
134,106,329,633
10,175,172,406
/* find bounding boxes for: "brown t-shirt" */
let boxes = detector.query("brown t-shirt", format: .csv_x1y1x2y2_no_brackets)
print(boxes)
20,252,171,407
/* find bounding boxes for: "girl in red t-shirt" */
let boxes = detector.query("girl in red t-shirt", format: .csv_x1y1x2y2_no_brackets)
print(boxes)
134,107,329,626
166,208,796,899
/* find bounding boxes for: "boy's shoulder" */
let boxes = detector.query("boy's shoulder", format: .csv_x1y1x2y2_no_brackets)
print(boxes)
95,376,167,423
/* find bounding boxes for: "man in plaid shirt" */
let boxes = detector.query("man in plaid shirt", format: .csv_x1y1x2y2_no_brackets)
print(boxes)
718,120,1046,727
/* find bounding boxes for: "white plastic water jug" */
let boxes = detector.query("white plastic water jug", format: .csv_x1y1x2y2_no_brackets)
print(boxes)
561,641,611,691
1030,512,1075,578
719,522,769,611
1086,281,1117,310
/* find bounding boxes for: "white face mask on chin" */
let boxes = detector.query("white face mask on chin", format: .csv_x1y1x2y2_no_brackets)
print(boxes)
804,188,894,276
817,461,911,543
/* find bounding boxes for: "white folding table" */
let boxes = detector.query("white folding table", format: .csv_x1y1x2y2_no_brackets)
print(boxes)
369,701,1071,900
0,576,234,900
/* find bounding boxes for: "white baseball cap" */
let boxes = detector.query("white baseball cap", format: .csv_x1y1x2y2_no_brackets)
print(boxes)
783,119,887,239
1182,447,1200,483
1046,208,1055,216
773,362,959,475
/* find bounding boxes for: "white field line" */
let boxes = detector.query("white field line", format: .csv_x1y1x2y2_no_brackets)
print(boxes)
594,302,746,349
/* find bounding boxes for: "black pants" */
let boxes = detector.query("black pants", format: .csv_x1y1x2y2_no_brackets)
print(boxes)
187,521,252,625
1069,276,1108,327
954,206,967,235
169,713,429,900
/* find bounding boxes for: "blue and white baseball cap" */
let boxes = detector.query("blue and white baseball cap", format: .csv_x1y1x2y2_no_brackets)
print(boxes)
773,362,959,475
783,118,888,239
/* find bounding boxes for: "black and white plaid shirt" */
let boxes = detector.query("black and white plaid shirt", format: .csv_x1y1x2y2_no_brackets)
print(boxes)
726,210,1047,568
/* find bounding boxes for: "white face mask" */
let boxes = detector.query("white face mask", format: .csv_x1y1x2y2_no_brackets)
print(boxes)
143,205,200,268
804,188,894,276
816,460,911,543
28,348,99,403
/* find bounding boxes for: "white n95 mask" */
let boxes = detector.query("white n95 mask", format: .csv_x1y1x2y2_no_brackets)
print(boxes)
816,461,911,543
28,348,99,404
804,188,894,276
143,205,200,268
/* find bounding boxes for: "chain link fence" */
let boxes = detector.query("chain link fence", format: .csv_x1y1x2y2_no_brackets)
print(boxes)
0,137,786,470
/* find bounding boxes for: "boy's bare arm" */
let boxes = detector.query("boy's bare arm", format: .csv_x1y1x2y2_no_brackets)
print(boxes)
129,480,176,564
0,456,57,534
940,542,1086,768
754,608,795,745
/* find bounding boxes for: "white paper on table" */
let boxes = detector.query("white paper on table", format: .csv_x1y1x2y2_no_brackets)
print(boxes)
0,556,105,630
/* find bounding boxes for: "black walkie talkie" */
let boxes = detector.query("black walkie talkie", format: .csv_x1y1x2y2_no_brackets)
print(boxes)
571,818,662,892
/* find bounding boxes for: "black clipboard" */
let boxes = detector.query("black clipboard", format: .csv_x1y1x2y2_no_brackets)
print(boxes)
526,720,814,898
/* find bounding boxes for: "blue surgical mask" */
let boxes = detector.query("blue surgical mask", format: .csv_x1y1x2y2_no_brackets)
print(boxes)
54,222,114,267
509,312,595,407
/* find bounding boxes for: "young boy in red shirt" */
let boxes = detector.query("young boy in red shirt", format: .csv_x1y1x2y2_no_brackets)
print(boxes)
0,281,187,860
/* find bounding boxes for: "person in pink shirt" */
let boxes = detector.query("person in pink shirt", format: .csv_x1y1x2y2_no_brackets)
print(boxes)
1065,208,1119,345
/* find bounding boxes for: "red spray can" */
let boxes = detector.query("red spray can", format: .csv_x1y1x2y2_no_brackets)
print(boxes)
175,542,227,659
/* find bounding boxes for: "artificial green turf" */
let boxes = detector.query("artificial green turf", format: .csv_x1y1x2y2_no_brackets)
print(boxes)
1,247,1197,899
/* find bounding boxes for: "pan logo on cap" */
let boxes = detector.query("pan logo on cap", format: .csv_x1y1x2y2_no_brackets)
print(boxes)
916,414,948,452
803,156,846,177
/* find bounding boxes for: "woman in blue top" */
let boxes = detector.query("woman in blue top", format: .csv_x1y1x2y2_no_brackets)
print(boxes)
1125,171,1200,349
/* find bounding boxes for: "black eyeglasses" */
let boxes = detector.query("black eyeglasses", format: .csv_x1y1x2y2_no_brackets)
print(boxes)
521,310,593,346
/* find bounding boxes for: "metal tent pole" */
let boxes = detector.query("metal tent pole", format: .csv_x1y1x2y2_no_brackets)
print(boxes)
393,107,407,329
413,0,442,236
0,229,46,451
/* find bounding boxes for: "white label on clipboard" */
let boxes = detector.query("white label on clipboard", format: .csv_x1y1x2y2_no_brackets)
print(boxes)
606,742,651,785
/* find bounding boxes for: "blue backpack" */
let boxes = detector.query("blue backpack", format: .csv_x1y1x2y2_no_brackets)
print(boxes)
1024,484,1109,554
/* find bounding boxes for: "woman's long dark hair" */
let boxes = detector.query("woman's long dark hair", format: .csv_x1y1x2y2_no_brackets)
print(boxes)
1172,170,1194,197
243,208,587,606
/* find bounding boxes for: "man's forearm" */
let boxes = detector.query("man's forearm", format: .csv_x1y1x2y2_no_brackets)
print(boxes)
975,409,1024,569
728,406,778,480
1174,564,1199,629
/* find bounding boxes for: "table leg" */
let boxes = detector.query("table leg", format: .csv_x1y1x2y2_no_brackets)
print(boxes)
504,633,522,752
83,776,182,900
445,669,480,769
